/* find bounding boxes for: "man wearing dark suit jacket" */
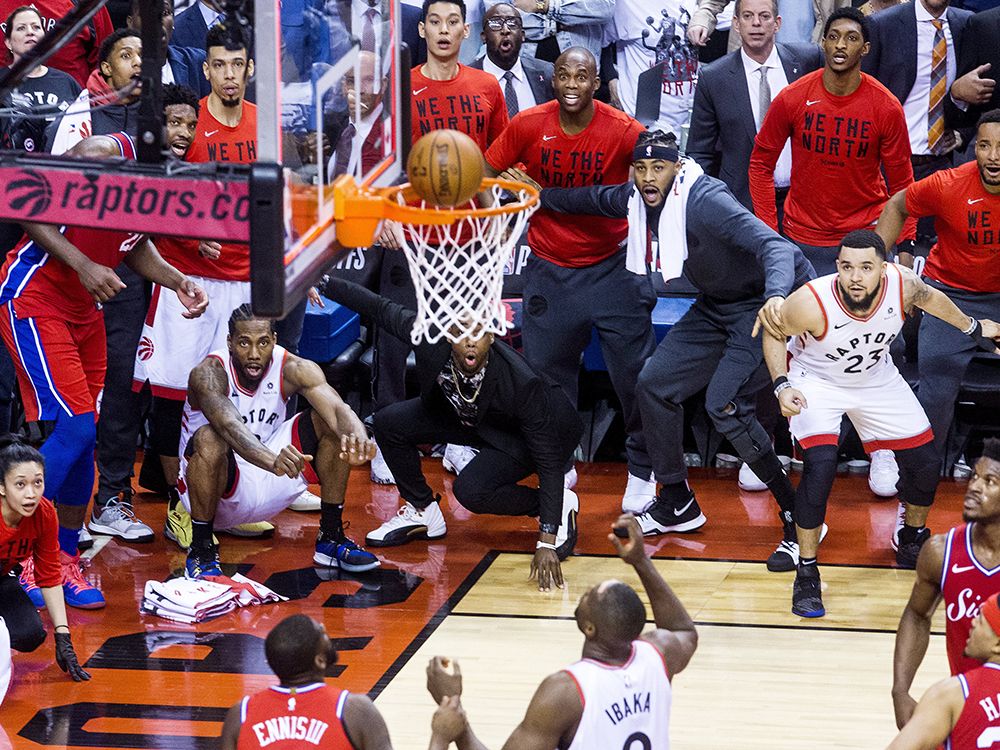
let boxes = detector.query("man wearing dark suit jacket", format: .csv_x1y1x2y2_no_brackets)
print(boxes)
864,0,972,250
127,0,211,97
470,2,555,113
687,0,823,212
324,278,583,593
170,0,219,51
950,7,1000,128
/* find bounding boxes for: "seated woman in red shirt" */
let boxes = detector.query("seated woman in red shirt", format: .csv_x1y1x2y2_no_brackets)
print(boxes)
0,434,89,701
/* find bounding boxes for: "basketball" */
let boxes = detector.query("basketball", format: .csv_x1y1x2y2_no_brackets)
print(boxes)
406,129,485,207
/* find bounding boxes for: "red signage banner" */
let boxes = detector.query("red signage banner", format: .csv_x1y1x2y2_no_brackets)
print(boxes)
0,164,251,242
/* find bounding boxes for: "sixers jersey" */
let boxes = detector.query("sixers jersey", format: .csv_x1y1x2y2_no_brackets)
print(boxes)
181,345,289,452
563,640,672,750
943,524,1000,675
0,132,140,323
949,663,1000,750
237,683,354,750
788,265,905,384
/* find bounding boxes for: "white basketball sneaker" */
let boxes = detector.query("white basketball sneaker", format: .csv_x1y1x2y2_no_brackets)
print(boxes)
738,462,768,492
289,489,321,512
442,444,478,475
365,500,447,547
564,466,578,490
370,443,396,485
869,450,899,497
621,472,657,514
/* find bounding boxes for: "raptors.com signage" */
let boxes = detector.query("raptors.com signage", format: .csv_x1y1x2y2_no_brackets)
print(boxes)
0,163,252,242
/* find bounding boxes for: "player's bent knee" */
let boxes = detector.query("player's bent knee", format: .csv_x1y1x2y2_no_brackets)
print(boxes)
636,361,674,403
371,403,409,445
452,472,487,511
895,442,940,507
189,425,229,461
10,623,45,653
55,411,97,445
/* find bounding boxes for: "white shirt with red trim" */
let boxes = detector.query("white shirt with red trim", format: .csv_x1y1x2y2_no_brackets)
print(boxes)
563,639,672,750
180,346,290,454
788,265,906,385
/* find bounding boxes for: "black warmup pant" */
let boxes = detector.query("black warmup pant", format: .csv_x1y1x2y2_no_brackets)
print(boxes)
636,297,773,484
521,251,656,477
373,397,578,529
0,573,45,652
918,281,1000,472
96,263,149,501
373,247,417,412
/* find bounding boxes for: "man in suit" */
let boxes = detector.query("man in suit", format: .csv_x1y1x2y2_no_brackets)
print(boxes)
323,277,583,593
863,0,972,252
950,7,1000,128
687,0,823,212
127,0,210,97
470,1,554,114
170,0,221,51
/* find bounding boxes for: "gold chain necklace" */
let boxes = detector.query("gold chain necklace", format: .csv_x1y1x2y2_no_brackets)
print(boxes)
449,355,487,404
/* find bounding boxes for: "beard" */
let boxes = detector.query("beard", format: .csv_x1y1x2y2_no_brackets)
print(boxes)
837,280,882,313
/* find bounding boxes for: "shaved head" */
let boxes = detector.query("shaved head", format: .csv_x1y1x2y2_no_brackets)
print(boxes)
554,46,597,76
576,580,647,645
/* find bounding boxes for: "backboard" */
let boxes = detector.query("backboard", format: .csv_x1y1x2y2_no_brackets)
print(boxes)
250,0,409,317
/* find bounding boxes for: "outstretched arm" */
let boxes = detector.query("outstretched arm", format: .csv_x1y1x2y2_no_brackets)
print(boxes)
21,223,126,303
892,534,947,729
323,277,416,344
901,265,1000,348
611,515,698,677
282,355,374,465
886,676,963,750
500,168,632,218
875,190,910,259
124,240,208,318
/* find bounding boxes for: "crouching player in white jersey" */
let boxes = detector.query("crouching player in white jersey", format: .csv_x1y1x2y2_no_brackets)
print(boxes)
424,514,698,750
179,304,378,580
757,229,1000,618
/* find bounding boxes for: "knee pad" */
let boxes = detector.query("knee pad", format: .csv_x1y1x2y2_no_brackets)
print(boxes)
796,445,839,530
896,442,940,507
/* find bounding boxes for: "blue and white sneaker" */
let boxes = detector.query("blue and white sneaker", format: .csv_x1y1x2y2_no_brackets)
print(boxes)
184,547,224,580
314,531,380,572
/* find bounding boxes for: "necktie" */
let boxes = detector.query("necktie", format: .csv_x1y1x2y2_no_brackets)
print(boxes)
362,8,377,52
928,20,947,154
757,64,771,131
210,12,223,28
503,71,519,120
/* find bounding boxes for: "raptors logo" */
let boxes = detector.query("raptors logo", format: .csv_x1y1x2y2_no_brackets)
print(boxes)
6,168,53,218
137,336,155,361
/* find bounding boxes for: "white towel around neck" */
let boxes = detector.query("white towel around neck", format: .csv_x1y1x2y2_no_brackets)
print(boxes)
626,158,704,282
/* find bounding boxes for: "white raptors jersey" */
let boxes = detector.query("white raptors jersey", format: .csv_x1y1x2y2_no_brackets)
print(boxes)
181,346,290,451
564,640,672,750
788,265,905,384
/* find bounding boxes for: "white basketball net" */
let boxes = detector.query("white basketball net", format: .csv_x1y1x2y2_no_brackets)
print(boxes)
392,182,538,345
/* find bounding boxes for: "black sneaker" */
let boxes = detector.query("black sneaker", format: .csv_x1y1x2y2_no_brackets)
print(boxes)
792,564,825,618
767,515,799,572
635,492,706,536
896,527,931,569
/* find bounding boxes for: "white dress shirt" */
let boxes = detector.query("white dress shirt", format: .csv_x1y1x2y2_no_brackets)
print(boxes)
742,46,792,188
903,2,957,156
482,55,537,111
199,1,222,28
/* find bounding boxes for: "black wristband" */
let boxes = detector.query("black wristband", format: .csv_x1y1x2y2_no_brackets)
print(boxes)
969,319,999,352
539,523,558,535
773,375,789,389
896,239,918,256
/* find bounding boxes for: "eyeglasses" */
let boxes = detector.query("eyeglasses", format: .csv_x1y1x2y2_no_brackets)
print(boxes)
485,17,522,30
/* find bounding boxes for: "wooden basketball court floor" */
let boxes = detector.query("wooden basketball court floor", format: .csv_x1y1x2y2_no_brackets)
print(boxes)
1,459,966,749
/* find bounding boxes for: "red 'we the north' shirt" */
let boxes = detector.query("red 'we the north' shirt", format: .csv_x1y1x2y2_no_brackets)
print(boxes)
157,99,257,282
906,161,1000,293
749,70,916,246
486,101,644,267
0,497,60,587
410,64,508,153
